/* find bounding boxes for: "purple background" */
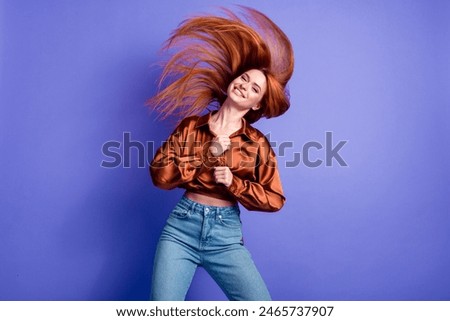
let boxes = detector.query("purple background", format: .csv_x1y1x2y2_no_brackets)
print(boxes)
1,0,449,300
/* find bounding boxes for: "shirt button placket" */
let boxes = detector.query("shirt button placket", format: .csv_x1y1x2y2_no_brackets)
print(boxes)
220,156,226,166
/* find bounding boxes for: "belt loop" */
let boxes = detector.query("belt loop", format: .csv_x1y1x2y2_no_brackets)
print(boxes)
189,198,196,213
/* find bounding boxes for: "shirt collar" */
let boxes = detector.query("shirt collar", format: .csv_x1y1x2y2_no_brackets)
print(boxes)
195,110,256,142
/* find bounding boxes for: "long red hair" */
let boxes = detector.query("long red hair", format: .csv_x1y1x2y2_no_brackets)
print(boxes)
147,6,294,124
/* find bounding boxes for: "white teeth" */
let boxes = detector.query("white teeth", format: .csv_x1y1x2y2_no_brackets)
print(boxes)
234,88,245,98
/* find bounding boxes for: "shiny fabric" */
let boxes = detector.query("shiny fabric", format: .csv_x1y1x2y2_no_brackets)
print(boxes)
150,111,285,212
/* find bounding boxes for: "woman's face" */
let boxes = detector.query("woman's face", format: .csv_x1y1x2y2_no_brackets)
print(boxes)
226,69,267,111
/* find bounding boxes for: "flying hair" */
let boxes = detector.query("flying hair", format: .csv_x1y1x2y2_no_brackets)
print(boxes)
147,6,294,124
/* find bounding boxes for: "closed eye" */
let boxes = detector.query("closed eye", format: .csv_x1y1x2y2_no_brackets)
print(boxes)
241,72,261,93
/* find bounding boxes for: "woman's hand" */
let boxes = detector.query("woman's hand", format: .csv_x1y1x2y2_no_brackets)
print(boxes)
209,135,231,157
214,166,233,187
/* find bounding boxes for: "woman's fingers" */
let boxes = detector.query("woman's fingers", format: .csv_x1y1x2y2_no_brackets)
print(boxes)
214,166,233,187
216,136,231,149
210,136,231,156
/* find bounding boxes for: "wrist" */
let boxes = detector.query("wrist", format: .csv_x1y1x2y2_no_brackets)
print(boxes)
226,174,241,193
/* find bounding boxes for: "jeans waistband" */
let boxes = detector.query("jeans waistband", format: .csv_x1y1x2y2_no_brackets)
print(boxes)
179,195,240,216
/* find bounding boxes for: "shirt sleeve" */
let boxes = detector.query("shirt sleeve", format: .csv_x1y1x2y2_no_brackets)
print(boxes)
149,119,220,190
227,139,286,212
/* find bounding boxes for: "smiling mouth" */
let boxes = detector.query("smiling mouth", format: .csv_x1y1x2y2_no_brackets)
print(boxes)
234,87,245,98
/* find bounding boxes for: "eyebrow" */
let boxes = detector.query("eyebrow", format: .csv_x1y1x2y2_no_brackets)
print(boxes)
243,72,262,91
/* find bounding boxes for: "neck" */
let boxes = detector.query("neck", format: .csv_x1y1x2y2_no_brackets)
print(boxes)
213,100,246,128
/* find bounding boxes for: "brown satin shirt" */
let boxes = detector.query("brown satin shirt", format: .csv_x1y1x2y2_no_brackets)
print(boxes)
149,111,285,212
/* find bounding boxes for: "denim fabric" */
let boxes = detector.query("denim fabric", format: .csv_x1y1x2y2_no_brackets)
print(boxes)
151,195,271,301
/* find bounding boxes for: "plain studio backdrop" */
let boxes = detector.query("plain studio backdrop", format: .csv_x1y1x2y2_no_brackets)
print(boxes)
1,0,449,300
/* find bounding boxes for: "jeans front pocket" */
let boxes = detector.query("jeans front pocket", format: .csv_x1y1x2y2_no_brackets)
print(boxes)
209,213,243,248
169,205,190,219
217,214,241,228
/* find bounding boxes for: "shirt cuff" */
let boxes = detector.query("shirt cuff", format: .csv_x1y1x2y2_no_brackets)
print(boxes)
227,174,243,195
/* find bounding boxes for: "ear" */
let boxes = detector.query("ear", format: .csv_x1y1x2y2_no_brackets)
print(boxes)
251,105,261,111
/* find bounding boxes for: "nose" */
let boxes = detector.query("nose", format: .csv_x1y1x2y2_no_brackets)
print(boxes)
238,83,247,91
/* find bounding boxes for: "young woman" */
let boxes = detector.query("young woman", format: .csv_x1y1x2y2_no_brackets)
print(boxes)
148,6,294,301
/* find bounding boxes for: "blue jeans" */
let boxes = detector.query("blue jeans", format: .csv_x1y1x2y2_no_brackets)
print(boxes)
151,195,271,301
